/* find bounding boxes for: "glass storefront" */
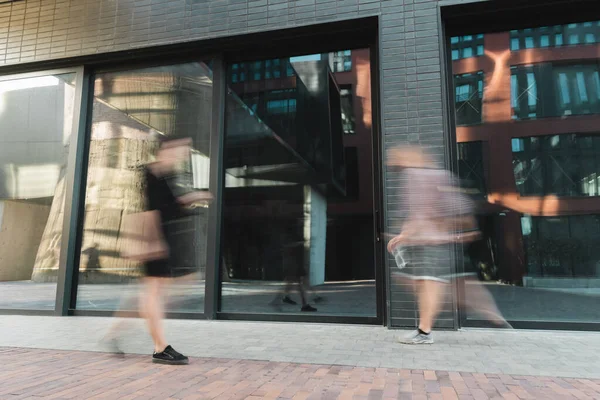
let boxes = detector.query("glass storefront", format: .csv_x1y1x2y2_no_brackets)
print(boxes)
0,73,77,310
74,62,214,313
451,20,600,324
220,50,377,316
0,48,380,321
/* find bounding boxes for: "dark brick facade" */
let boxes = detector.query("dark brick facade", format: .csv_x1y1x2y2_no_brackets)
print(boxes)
0,0,465,328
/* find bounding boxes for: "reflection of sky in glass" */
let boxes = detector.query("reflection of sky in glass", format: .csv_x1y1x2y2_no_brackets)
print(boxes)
521,216,532,236
525,37,534,48
569,34,579,45
576,72,588,103
585,33,595,44
558,73,570,105
456,84,469,102
512,138,524,152
556,33,563,45
511,75,518,109
511,38,519,50
527,72,537,107
290,54,321,63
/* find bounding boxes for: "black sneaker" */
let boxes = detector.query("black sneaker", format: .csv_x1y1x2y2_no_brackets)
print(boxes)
282,296,297,305
301,304,317,312
152,345,189,365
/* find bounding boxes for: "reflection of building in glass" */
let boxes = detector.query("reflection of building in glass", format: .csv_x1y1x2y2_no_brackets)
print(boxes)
453,21,600,286
0,74,76,289
451,34,485,60
222,49,375,292
76,63,214,285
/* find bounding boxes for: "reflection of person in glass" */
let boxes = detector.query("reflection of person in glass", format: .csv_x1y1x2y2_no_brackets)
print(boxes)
104,136,212,364
386,146,510,345
271,217,317,312
82,243,101,270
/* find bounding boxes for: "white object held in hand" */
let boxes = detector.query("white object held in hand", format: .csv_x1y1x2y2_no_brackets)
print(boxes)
393,246,407,270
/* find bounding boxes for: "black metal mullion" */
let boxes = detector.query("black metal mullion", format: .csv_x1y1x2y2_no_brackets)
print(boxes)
56,67,92,316
204,55,226,319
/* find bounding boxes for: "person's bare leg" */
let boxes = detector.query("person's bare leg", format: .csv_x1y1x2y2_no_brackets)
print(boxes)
417,280,444,333
139,277,168,353
101,282,140,354
298,277,307,306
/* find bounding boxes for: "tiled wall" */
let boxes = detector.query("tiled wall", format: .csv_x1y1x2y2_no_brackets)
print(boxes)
0,0,465,328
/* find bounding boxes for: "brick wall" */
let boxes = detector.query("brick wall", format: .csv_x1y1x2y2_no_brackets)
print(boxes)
0,0,472,328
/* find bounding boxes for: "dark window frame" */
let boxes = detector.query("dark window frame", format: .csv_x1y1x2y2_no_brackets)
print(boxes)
511,62,600,120
457,141,488,197
453,71,484,126
512,134,600,198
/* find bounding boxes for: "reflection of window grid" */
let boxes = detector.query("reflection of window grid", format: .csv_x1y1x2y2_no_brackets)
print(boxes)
511,66,541,119
339,85,355,134
450,34,484,60
266,98,297,114
512,134,600,197
229,59,295,83
458,141,487,197
511,63,600,119
510,21,600,50
554,65,600,116
522,215,600,278
454,72,483,126
331,50,352,72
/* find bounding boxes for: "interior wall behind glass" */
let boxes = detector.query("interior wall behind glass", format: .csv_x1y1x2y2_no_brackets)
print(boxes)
0,73,76,310
220,49,377,317
75,62,213,313
451,20,600,324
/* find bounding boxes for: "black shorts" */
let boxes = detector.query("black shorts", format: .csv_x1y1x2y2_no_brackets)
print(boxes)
143,259,172,278
143,218,197,278
283,246,306,278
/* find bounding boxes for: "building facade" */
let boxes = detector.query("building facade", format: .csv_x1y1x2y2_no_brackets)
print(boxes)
0,0,598,330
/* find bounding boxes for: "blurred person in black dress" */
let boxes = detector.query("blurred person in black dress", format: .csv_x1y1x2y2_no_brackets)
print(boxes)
103,137,212,364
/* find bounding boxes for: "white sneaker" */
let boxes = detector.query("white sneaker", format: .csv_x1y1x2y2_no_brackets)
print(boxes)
398,330,434,344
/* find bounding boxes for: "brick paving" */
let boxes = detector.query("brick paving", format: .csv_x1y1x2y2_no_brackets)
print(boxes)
1,347,600,399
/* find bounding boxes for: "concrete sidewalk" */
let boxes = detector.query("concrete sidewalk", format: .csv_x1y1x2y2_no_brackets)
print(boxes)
0,316,599,379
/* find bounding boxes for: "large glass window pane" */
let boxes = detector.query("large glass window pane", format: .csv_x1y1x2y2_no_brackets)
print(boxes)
220,49,376,316
75,62,213,313
450,20,600,326
0,72,76,310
